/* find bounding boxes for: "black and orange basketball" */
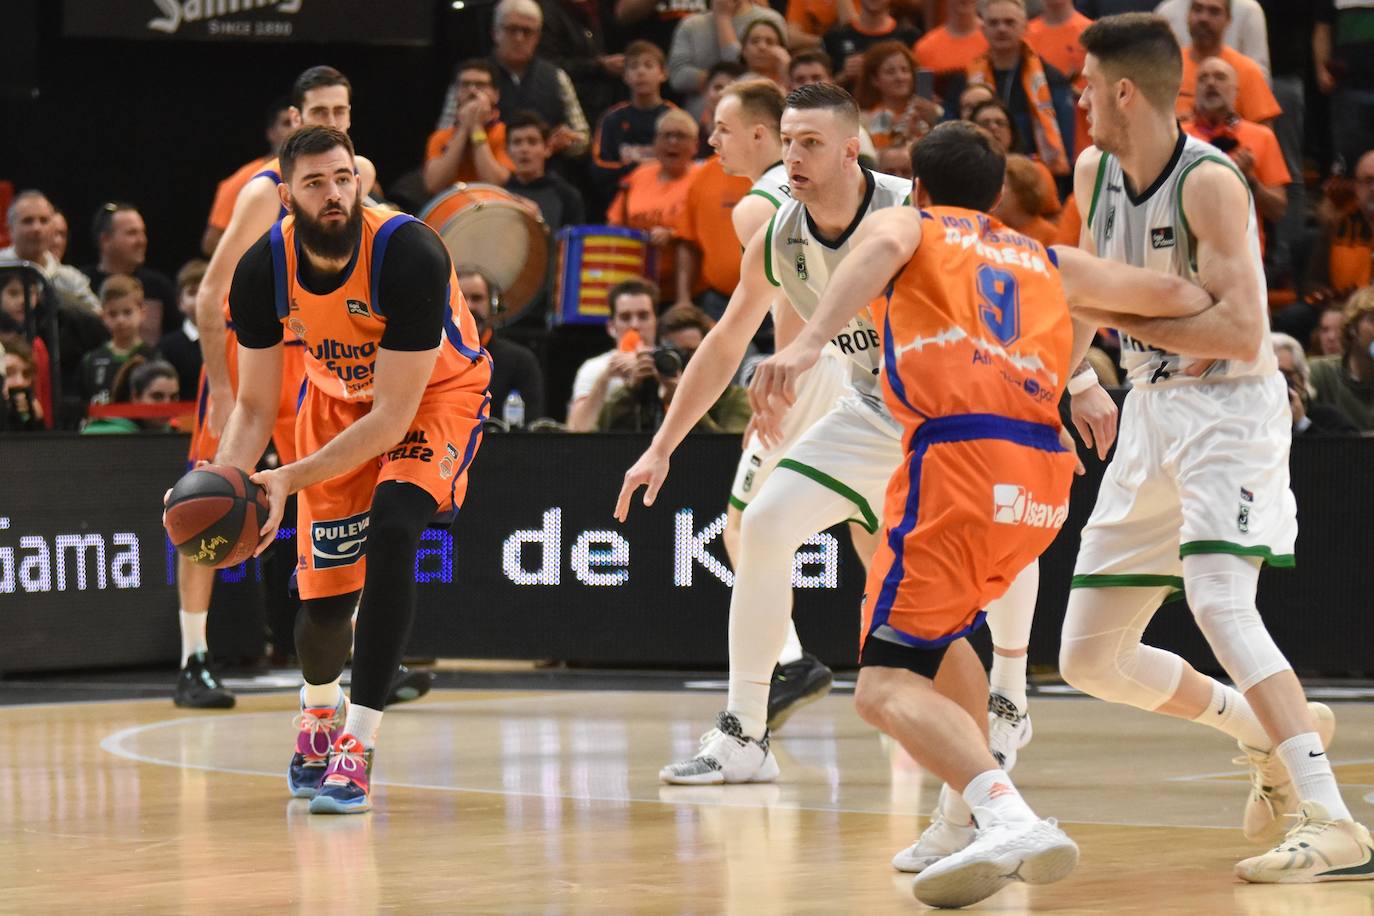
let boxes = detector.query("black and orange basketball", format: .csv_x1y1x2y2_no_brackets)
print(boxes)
164,465,270,568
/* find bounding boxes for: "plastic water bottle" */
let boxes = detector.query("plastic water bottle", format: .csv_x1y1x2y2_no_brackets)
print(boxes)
503,390,525,429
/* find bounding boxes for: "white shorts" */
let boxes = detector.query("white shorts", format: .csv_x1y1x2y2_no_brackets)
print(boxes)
1073,373,1298,592
729,347,852,509
761,394,904,534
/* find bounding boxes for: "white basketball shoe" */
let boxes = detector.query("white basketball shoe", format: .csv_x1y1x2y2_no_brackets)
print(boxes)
892,787,976,873
911,808,1079,908
1237,702,1336,844
987,692,1033,772
659,711,780,785
1235,801,1374,883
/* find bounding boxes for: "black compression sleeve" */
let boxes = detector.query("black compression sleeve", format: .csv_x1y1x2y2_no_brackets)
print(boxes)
377,220,452,352
228,233,285,348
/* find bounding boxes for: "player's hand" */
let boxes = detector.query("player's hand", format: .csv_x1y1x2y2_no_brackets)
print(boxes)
1070,382,1118,461
615,447,670,522
1061,426,1085,476
249,466,293,556
749,343,817,432
206,389,235,438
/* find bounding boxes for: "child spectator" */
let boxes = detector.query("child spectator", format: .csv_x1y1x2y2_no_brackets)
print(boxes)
592,41,676,191
504,111,586,234
79,275,158,406
157,260,207,402
2,339,46,431
81,357,181,434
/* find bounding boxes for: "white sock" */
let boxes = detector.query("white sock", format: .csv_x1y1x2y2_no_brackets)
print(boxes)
726,677,771,741
777,619,805,666
963,769,1037,824
344,703,385,748
989,653,1029,713
1192,679,1270,751
301,679,343,710
939,783,974,827
179,609,208,665
1276,733,1352,821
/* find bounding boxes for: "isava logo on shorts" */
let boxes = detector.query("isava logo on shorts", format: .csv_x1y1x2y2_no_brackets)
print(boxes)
311,511,370,568
992,484,1068,529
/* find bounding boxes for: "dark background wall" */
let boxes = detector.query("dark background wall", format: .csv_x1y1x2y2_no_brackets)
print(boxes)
0,0,491,275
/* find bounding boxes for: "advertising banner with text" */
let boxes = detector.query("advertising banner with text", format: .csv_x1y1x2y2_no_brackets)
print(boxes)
63,1,434,45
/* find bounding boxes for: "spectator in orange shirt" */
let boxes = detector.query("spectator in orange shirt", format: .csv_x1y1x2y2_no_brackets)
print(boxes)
1175,0,1281,124
856,42,942,149
608,108,705,295
1025,0,1091,156
1307,150,1374,298
423,59,517,196
913,0,987,89
675,156,751,317
1182,56,1289,255
201,97,294,256
993,154,1060,248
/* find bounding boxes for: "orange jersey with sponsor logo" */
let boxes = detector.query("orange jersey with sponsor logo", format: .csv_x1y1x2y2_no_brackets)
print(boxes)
268,206,489,402
879,206,1072,431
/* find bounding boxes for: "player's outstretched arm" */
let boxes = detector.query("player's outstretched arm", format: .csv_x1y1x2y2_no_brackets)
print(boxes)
613,223,776,521
1054,245,1215,319
1076,162,1266,363
749,208,920,424
195,176,285,436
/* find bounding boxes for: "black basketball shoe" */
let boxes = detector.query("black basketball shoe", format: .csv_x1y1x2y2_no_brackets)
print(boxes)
385,665,434,706
174,652,236,709
766,652,833,731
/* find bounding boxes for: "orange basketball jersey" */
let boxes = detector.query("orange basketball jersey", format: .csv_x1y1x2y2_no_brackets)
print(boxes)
268,206,490,402
879,207,1073,429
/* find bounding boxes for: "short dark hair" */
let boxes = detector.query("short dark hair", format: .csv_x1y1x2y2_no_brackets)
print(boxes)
507,109,550,141
292,65,352,110
91,201,139,246
912,121,1006,212
176,259,208,292
969,99,1019,151
706,60,746,84
455,58,497,83
264,95,292,129
1080,13,1182,111
658,302,714,339
608,278,660,315
279,126,356,183
99,273,144,306
784,82,860,128
789,49,833,77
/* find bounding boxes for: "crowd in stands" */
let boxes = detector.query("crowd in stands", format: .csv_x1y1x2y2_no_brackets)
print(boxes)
4,0,1374,438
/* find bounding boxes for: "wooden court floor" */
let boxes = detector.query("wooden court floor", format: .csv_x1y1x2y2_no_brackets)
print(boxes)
4,689,1374,914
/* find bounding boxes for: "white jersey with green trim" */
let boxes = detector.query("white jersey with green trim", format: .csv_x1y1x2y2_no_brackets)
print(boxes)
764,168,912,407
748,162,791,209
1086,133,1275,387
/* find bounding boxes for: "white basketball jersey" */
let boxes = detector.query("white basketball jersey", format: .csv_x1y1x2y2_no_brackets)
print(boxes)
1087,133,1275,386
764,168,913,405
748,162,791,209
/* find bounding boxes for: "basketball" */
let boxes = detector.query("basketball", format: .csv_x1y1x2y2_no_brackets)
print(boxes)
164,465,270,569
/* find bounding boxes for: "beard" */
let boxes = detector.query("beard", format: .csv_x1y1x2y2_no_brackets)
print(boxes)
1091,100,1129,156
293,196,363,261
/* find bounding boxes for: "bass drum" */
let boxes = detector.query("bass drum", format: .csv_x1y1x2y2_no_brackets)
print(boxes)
418,183,550,325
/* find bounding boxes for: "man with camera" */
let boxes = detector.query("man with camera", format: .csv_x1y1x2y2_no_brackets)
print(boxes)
596,302,751,432
1182,56,1289,253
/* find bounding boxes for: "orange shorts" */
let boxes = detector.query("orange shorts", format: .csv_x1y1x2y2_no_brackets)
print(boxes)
293,383,489,600
860,414,1075,674
187,330,307,465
